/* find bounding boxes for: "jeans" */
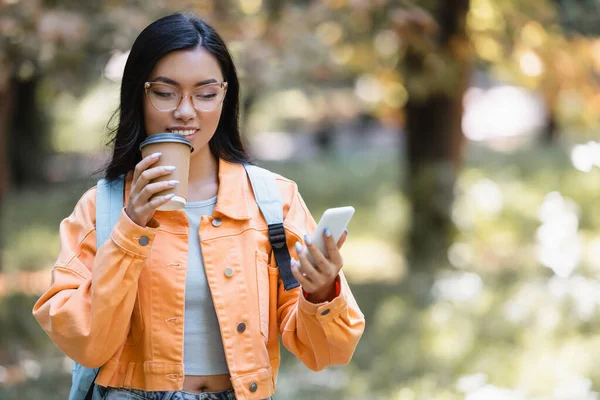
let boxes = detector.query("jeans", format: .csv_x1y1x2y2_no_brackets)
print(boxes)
101,387,273,400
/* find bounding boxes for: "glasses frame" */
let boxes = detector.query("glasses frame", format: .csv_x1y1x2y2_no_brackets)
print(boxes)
144,81,229,112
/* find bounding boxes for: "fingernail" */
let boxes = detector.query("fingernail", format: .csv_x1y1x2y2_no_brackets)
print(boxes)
169,180,180,186
151,152,162,158
304,234,312,245
324,228,331,237
165,166,177,171
295,242,303,254
344,229,348,235
166,194,175,199
291,257,298,267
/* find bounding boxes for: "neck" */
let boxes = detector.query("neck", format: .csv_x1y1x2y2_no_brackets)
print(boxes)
186,146,219,201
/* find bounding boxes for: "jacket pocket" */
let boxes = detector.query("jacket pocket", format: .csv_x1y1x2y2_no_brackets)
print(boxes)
124,293,144,346
256,250,270,342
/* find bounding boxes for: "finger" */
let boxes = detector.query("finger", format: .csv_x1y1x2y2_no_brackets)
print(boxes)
301,235,330,272
290,258,316,293
297,240,336,286
138,179,179,203
141,193,175,214
132,152,161,183
132,165,177,199
291,257,311,279
295,242,322,283
322,229,343,268
337,229,348,249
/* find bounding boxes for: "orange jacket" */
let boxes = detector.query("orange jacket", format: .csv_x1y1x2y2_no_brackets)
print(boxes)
32,159,365,400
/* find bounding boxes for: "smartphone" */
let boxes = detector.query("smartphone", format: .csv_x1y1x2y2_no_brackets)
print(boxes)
308,206,355,262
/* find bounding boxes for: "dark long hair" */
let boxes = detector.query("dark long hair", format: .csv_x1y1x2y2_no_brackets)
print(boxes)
101,12,251,181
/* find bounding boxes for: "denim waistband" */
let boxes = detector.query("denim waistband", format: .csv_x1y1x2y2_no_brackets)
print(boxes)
102,387,237,400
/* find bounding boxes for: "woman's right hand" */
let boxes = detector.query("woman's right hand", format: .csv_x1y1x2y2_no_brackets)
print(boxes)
125,152,179,227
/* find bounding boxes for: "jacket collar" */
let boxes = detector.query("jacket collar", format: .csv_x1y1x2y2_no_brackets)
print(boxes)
213,159,252,220
123,158,251,221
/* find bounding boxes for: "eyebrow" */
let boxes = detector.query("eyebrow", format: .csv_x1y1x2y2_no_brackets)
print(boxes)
152,76,219,86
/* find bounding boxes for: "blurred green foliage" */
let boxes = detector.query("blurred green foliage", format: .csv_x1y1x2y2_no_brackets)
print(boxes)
2,0,600,398
2,145,600,398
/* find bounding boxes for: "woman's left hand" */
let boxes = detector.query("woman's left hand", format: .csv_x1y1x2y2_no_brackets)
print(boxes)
291,229,348,303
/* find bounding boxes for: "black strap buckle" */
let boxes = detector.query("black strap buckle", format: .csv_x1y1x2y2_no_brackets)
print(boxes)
268,223,286,249
267,223,299,291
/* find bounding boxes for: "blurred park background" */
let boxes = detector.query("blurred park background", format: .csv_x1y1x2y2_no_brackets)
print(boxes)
1,0,600,399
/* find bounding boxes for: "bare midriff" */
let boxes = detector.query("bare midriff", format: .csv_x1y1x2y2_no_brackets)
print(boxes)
182,374,233,393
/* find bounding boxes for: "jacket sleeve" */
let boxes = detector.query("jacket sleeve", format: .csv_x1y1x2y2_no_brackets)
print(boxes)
32,188,157,368
277,181,365,371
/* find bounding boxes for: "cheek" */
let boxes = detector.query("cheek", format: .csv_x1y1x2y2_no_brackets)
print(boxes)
143,101,163,134
202,108,223,130
194,110,223,148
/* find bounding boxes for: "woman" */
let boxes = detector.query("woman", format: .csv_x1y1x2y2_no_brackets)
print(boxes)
32,12,365,400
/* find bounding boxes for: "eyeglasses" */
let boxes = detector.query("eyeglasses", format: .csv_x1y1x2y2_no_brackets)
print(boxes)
144,81,228,112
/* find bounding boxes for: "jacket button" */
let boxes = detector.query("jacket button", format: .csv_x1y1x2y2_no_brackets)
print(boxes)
224,267,234,278
212,218,222,227
320,309,331,316
139,236,149,246
237,322,246,333
249,382,258,392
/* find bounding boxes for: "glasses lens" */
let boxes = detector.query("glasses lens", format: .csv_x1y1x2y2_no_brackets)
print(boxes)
147,83,180,111
192,84,226,111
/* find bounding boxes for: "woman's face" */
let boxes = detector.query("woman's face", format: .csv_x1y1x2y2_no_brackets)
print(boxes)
144,46,225,158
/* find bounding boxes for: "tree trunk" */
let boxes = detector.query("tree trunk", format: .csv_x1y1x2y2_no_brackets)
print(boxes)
404,0,471,272
264,0,284,22
541,110,558,145
540,89,559,145
239,0,285,135
0,81,11,200
213,0,231,20
0,70,13,273
9,74,49,188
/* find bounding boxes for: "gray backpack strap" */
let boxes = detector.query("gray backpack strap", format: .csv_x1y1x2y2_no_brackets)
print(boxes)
68,175,125,400
243,164,299,291
96,175,125,249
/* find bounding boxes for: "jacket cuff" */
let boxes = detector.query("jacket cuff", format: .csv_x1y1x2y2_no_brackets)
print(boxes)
109,208,157,258
298,275,347,320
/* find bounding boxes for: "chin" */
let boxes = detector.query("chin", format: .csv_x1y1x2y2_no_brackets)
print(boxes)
189,141,212,157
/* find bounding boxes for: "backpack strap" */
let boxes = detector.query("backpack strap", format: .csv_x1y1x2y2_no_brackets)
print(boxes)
68,362,99,400
68,176,125,400
243,164,299,291
96,175,125,249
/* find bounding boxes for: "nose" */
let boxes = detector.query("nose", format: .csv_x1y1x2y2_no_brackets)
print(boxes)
173,95,196,121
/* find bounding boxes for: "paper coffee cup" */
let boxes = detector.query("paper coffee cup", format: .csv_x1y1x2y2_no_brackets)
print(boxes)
139,133,194,211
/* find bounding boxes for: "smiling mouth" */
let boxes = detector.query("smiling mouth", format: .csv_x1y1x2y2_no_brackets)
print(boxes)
167,129,198,136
